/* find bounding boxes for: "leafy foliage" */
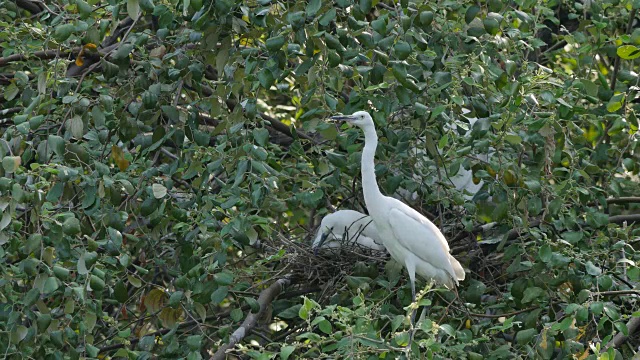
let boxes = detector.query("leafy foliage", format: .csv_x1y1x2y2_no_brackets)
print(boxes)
1,0,640,359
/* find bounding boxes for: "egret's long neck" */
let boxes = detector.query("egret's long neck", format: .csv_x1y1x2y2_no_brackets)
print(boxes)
361,125,384,207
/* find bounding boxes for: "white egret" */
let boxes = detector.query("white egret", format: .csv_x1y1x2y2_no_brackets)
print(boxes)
330,111,465,306
312,210,386,253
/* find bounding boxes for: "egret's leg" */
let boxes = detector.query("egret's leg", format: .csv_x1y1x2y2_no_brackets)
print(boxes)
406,263,417,326
405,262,417,349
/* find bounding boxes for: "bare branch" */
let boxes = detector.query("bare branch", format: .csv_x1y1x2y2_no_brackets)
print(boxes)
607,316,640,349
0,48,80,67
609,214,640,224
211,277,292,360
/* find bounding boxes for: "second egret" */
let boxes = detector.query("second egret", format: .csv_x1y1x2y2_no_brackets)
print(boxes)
312,210,386,253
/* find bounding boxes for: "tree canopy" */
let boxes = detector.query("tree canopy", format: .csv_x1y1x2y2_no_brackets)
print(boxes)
1,0,640,359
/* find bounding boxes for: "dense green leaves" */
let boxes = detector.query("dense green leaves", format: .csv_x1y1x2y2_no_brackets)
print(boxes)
1,0,639,359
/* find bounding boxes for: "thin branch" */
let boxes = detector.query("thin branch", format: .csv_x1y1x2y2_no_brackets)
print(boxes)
610,9,638,91
259,112,317,143
211,277,292,360
607,316,640,349
0,107,21,118
466,306,539,319
593,290,640,297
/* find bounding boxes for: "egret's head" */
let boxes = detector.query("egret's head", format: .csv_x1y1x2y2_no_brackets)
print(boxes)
330,111,373,128
312,216,336,255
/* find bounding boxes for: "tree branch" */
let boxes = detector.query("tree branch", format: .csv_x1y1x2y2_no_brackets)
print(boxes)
195,84,318,145
0,48,80,67
604,197,640,205
593,290,640,297
14,0,45,14
610,8,638,92
211,277,292,360
607,316,640,349
466,306,539,319
0,107,21,119
609,214,640,224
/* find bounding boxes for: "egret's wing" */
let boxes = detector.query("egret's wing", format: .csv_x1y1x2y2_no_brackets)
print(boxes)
388,198,451,253
449,255,466,281
388,208,456,279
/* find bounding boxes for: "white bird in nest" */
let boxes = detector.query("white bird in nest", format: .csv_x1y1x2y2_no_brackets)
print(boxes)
312,210,386,254
330,111,466,320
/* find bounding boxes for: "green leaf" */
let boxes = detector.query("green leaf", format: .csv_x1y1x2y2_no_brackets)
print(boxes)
210,286,228,304
214,271,234,285
515,328,536,345
86,344,99,357
230,308,243,322
266,36,285,51
0,212,10,231
298,305,309,320
606,94,625,112
465,5,481,24
53,265,70,280
62,217,81,236
280,345,296,360
90,275,105,291
439,324,456,337
114,281,129,303
319,8,336,27
68,116,84,139
54,24,75,42
48,135,66,157
359,0,372,13
253,128,269,146
10,325,28,343
244,297,260,313
617,45,640,60
324,93,338,110
522,287,545,303
318,319,332,334
187,335,202,350
585,261,602,276
77,0,93,19
539,244,552,262
152,183,167,198
168,291,183,308
258,68,275,89
2,156,21,173
306,0,321,16
505,134,522,145
563,231,583,244
278,305,302,319
43,277,59,294
127,0,141,20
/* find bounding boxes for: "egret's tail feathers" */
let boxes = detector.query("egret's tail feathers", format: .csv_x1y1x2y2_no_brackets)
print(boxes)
449,255,466,282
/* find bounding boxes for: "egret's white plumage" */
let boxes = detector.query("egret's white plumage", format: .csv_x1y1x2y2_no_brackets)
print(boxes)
331,111,465,300
312,210,386,252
